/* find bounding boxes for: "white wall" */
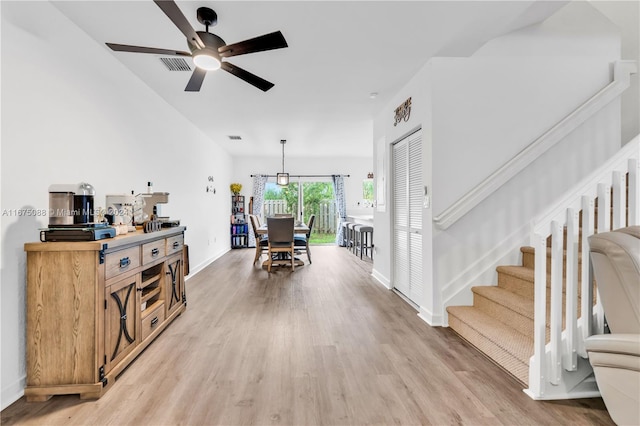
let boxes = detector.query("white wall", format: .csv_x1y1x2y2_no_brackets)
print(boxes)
590,0,640,145
1,1,232,409
430,56,615,216
372,64,432,300
372,0,626,326
232,155,374,217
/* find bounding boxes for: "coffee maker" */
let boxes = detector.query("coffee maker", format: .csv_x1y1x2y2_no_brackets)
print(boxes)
49,182,96,226
43,182,115,241
73,182,95,224
48,184,76,226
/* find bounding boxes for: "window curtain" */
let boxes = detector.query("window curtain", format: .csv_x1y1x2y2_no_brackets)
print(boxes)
248,174,267,248
332,175,347,246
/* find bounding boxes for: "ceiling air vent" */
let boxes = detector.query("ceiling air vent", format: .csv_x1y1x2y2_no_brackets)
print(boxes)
228,136,242,141
159,57,192,71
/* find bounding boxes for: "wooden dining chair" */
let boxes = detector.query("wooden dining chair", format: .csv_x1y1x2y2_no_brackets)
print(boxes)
266,217,295,272
294,214,315,264
249,215,268,264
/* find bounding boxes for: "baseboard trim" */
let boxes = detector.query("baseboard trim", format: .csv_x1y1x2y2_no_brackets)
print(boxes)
418,306,444,327
2,374,25,411
185,248,230,281
371,268,392,290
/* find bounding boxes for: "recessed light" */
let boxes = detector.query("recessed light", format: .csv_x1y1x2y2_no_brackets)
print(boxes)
369,92,378,99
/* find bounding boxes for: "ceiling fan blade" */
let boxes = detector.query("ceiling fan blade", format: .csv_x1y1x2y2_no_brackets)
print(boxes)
185,67,207,92
218,31,288,58
221,62,274,92
106,43,192,57
153,0,204,49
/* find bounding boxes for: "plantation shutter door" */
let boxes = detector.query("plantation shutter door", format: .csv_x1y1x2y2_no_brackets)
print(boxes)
393,130,423,305
408,134,423,303
393,140,410,297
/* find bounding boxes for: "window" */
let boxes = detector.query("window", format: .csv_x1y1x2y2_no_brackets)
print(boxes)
362,179,374,207
263,180,336,244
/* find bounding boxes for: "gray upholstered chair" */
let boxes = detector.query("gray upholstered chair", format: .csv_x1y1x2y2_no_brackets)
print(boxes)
294,214,315,264
266,217,295,272
585,226,640,426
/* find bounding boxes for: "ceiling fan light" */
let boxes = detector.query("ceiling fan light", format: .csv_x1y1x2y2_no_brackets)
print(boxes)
277,173,289,186
193,49,221,71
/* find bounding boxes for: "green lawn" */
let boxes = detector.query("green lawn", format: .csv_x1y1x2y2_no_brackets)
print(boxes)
309,232,337,244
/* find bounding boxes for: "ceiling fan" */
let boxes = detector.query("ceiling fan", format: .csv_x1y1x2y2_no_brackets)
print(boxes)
106,0,288,92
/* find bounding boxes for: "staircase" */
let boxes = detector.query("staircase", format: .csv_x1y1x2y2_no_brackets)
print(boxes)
447,251,538,385
446,136,639,398
447,242,586,386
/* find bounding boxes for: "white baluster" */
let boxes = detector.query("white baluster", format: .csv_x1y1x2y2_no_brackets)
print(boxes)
597,183,611,233
530,231,549,397
579,196,595,357
612,171,626,229
550,220,563,385
564,208,579,371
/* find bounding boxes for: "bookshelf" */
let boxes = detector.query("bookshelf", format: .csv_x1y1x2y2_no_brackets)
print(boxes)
231,195,248,248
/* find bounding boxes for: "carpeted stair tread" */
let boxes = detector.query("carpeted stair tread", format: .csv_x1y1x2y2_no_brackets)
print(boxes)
497,265,535,299
472,286,533,320
520,246,584,271
447,305,532,384
497,265,534,281
471,284,583,341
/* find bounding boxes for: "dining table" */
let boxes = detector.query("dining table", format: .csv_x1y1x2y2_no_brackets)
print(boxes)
256,221,310,267
255,222,310,237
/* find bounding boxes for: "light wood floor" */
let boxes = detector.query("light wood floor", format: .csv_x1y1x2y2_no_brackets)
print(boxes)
2,246,613,425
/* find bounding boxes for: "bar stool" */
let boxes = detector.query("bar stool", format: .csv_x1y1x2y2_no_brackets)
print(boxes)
341,221,352,247
351,223,362,255
356,226,374,260
347,223,359,253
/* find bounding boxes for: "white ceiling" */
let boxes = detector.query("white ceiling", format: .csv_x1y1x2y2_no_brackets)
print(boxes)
52,1,566,158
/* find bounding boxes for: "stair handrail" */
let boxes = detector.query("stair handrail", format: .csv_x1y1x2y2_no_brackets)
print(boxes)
526,135,639,399
434,60,637,230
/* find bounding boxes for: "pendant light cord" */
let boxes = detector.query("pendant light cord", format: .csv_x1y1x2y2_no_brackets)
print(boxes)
281,140,286,173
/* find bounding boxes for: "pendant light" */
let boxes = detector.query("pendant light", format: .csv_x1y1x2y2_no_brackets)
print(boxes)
277,139,289,186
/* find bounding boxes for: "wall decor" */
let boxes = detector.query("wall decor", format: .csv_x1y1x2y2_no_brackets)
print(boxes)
393,97,412,126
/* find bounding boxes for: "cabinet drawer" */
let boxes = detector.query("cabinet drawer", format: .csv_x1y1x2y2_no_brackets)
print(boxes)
166,234,184,256
105,246,140,280
141,303,165,341
142,240,165,265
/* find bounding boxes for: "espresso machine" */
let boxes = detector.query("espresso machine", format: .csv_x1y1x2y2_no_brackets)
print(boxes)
105,193,136,231
137,192,180,227
42,182,115,241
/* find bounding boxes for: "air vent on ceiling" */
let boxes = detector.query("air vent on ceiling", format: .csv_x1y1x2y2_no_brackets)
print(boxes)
228,136,242,141
159,57,192,72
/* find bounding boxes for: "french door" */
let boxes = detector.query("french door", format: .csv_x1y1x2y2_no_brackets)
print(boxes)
392,130,423,306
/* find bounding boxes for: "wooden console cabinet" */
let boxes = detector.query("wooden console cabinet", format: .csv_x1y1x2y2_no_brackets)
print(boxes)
24,227,187,401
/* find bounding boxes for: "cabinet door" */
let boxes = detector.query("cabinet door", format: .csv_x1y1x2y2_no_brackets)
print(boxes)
105,275,139,372
165,254,184,317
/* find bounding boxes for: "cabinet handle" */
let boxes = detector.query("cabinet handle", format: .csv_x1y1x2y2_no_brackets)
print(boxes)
173,242,180,249
119,257,130,268
151,248,159,257
150,317,159,327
